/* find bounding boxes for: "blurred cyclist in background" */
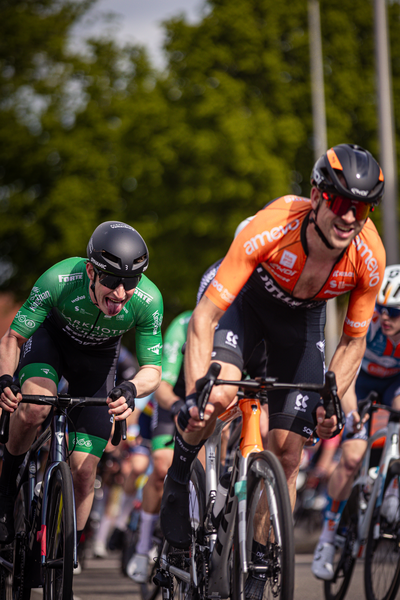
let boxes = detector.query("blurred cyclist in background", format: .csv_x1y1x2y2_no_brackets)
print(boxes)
312,264,400,580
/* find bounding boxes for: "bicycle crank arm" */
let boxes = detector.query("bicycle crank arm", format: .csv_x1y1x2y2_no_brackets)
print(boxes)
159,557,191,584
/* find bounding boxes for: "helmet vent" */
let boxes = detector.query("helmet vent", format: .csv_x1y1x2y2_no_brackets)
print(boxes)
133,253,147,266
101,250,121,269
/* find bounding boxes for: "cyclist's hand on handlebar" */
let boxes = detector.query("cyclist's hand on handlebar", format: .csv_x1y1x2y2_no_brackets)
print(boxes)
315,404,337,440
345,409,369,434
0,374,21,413
177,393,215,432
107,381,136,421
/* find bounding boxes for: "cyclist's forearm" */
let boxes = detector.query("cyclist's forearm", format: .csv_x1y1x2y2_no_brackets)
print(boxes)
328,333,366,414
184,298,223,396
131,364,162,397
0,328,26,378
155,380,180,410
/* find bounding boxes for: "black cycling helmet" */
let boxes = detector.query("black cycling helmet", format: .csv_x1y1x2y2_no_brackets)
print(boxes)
87,221,149,277
310,144,384,206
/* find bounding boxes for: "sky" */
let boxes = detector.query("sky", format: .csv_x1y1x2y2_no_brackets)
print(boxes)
71,0,205,68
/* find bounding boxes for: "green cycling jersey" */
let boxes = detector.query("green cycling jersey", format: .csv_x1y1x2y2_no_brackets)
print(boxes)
161,310,192,387
11,257,163,366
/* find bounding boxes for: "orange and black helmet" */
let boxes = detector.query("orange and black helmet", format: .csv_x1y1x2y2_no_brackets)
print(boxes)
310,144,384,206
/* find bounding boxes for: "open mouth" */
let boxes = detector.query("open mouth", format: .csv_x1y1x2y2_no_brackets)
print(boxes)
105,297,125,315
334,223,354,238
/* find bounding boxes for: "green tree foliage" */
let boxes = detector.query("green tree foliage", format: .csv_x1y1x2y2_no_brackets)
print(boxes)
0,0,398,326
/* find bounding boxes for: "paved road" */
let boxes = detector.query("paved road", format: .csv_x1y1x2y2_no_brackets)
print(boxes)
39,552,364,600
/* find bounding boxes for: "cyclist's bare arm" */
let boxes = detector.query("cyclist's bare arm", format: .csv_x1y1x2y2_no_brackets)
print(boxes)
329,333,366,412
184,296,225,420
0,328,26,411
108,364,161,421
155,380,180,411
316,333,366,438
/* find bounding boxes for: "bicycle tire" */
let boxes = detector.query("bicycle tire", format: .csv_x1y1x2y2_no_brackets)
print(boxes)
232,450,295,600
42,462,74,600
139,522,163,600
0,482,31,600
323,488,357,600
364,460,400,600
160,459,206,600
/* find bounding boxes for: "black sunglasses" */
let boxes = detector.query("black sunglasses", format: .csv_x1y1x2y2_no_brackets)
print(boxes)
376,304,400,318
94,268,141,291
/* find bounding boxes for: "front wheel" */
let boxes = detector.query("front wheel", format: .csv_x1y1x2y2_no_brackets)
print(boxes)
42,462,75,600
364,461,400,600
159,459,206,600
0,482,31,600
232,450,295,600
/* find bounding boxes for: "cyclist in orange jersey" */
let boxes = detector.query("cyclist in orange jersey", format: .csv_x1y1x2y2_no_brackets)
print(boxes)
160,144,385,598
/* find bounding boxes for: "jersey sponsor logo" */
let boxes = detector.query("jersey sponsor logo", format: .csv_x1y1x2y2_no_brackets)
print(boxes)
211,278,236,305
22,337,33,358
152,310,162,335
345,316,371,329
15,311,35,328
329,280,354,290
256,269,324,309
316,341,325,353
28,288,51,312
225,331,238,348
294,393,309,412
75,438,93,448
164,340,180,364
71,295,85,303
58,273,83,283
280,250,297,269
244,219,300,255
134,287,153,305
353,236,380,287
367,363,400,377
148,343,162,355
332,270,355,278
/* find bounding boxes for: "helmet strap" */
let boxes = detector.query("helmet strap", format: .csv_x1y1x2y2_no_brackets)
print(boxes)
309,201,335,251
90,270,100,307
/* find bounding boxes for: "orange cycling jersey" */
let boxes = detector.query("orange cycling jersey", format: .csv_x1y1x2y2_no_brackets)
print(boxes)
205,195,386,338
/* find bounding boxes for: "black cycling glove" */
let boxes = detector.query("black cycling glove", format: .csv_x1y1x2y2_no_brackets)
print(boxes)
177,393,197,431
0,374,21,397
108,381,136,411
170,399,185,421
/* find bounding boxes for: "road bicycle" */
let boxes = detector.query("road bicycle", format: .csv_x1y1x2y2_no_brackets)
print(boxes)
324,398,400,600
155,363,343,600
0,393,126,600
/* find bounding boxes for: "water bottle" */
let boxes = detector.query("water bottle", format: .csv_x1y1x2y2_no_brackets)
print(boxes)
212,472,231,526
363,465,379,504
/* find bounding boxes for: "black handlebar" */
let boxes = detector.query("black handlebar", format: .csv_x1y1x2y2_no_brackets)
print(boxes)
195,363,345,432
0,395,128,446
0,411,9,444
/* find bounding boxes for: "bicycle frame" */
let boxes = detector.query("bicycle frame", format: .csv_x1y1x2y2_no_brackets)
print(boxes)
207,396,266,596
350,416,400,559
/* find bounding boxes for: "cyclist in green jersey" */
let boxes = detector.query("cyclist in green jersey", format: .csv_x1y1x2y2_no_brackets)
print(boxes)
0,221,163,546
